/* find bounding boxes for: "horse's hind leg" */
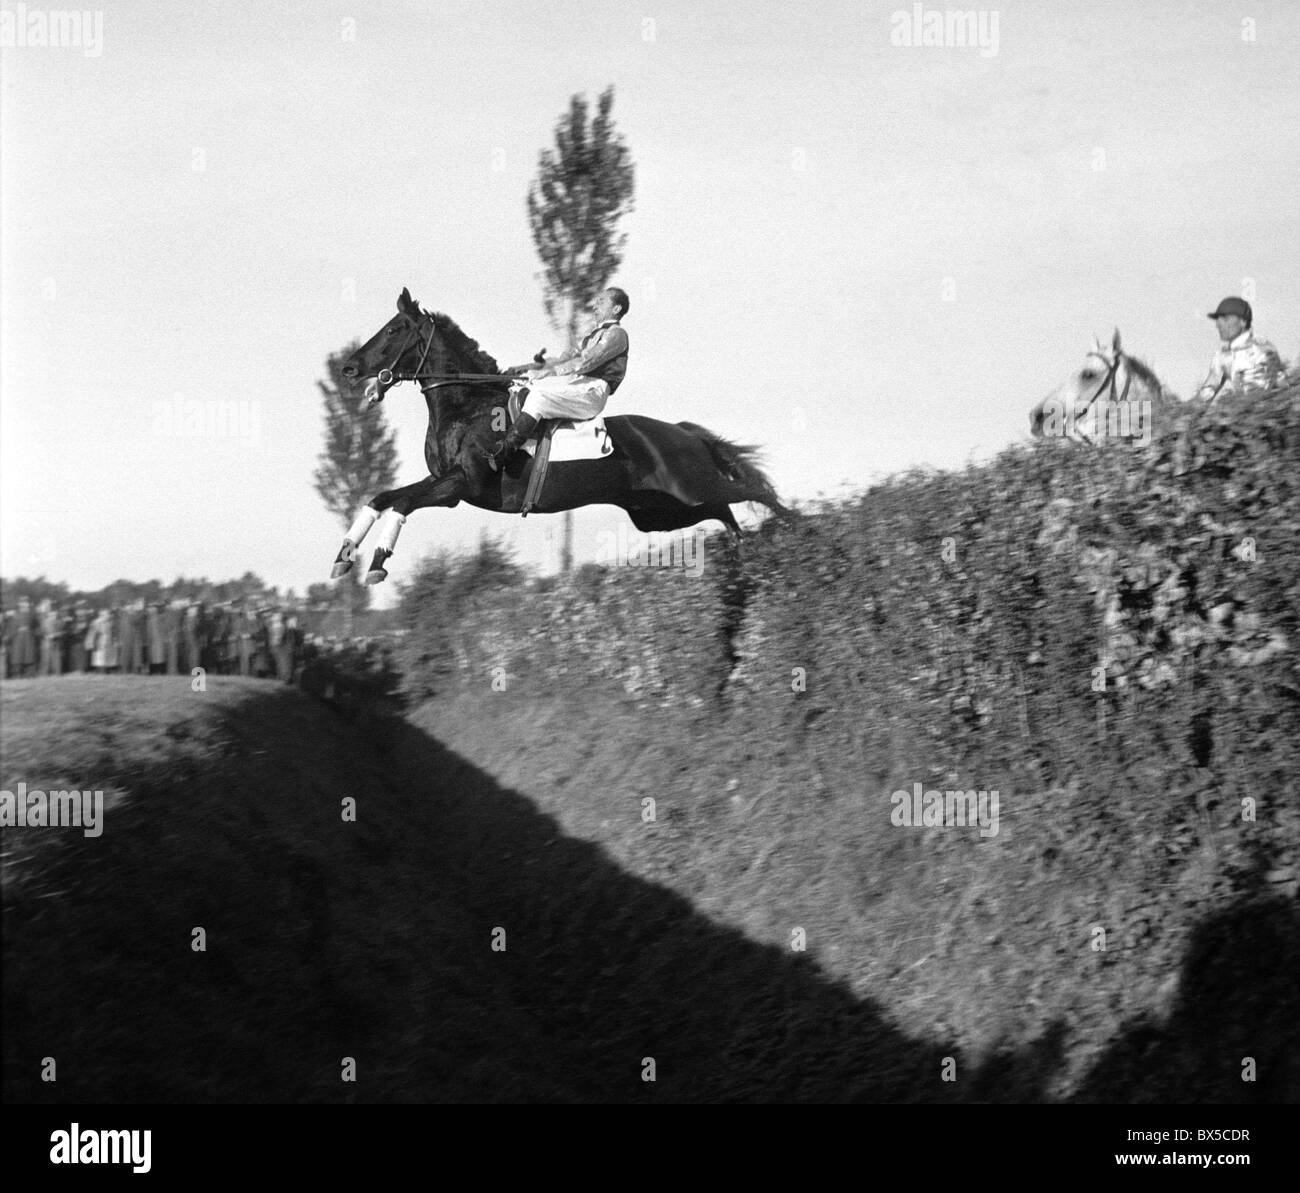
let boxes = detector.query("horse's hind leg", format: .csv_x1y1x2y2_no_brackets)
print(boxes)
707,505,742,539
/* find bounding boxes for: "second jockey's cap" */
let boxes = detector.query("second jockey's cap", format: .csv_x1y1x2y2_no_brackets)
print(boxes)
1207,296,1252,322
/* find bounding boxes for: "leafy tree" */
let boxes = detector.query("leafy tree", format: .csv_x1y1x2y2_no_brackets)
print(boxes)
0,576,70,608
527,87,636,347
0,572,290,610
305,582,337,611
395,536,526,697
313,341,399,619
399,536,525,632
527,86,636,572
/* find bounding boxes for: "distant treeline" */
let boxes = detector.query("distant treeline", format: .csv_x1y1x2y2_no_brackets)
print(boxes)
1,571,294,610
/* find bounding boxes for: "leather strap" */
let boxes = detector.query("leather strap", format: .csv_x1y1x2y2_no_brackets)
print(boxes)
521,422,557,516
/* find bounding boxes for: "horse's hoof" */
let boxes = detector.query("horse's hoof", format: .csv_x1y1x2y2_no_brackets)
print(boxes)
331,541,357,578
363,568,388,586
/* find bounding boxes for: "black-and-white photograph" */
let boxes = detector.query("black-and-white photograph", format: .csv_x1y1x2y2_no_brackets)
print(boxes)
2,0,1297,1156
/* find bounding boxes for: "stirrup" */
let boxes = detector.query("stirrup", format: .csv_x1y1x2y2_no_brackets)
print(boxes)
486,433,519,471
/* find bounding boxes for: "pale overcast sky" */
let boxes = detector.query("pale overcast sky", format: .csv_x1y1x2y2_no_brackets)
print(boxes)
3,0,1298,601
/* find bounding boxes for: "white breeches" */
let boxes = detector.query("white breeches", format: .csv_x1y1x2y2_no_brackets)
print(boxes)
521,376,611,422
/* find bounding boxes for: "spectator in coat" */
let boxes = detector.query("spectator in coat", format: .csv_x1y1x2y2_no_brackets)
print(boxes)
10,598,39,677
87,608,116,672
0,607,11,678
68,602,92,673
58,604,76,673
182,601,204,674
217,602,237,674
267,607,288,681
235,600,255,676
283,612,304,685
161,601,178,673
254,605,275,677
117,601,138,674
39,600,64,676
146,601,167,673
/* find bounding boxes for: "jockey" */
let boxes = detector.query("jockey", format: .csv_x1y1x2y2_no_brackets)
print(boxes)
1195,296,1283,403
488,286,630,469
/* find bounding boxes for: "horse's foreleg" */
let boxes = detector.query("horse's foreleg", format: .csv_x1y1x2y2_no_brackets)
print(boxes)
363,470,470,585
330,506,382,578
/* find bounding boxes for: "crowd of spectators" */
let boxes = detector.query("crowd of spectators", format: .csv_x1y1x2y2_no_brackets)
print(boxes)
1,595,306,682
0,593,403,713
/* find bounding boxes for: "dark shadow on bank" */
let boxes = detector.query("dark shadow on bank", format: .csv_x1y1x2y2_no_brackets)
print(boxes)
1071,897,1300,1103
2,682,1292,1103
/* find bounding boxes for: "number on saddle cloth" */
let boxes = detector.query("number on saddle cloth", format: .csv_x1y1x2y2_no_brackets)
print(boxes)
547,417,613,462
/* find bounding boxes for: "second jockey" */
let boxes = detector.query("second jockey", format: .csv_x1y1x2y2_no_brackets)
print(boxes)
1195,296,1284,403
487,286,630,469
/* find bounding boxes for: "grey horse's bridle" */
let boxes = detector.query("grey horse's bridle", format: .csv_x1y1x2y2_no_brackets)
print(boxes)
1074,350,1132,443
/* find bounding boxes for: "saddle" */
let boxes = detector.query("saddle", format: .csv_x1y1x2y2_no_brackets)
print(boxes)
505,386,613,515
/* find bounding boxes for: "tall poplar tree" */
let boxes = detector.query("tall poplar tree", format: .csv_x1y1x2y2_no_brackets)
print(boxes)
527,86,635,572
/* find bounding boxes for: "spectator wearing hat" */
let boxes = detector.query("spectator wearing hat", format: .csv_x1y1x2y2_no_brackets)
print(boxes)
1196,297,1284,403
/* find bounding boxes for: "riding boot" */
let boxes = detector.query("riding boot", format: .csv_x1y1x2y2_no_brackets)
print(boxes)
487,411,540,470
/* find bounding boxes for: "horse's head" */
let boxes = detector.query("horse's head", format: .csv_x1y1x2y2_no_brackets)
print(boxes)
1030,329,1169,445
341,288,456,405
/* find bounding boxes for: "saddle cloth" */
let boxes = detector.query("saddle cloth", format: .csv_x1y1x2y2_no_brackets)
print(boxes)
527,417,613,461
507,386,614,462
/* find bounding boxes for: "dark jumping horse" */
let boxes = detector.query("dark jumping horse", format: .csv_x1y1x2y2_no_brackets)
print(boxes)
332,288,789,584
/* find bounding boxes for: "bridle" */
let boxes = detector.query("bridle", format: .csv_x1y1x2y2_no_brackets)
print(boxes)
371,310,510,399
374,311,439,391
1074,350,1132,443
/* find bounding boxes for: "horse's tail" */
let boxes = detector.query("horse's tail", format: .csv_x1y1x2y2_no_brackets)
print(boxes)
676,422,790,516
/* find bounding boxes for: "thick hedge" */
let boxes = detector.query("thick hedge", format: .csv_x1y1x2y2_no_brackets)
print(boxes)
383,387,1299,1089
395,385,1298,839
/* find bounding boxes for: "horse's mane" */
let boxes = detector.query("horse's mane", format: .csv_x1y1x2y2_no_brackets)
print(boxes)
427,311,500,374
1120,352,1169,394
